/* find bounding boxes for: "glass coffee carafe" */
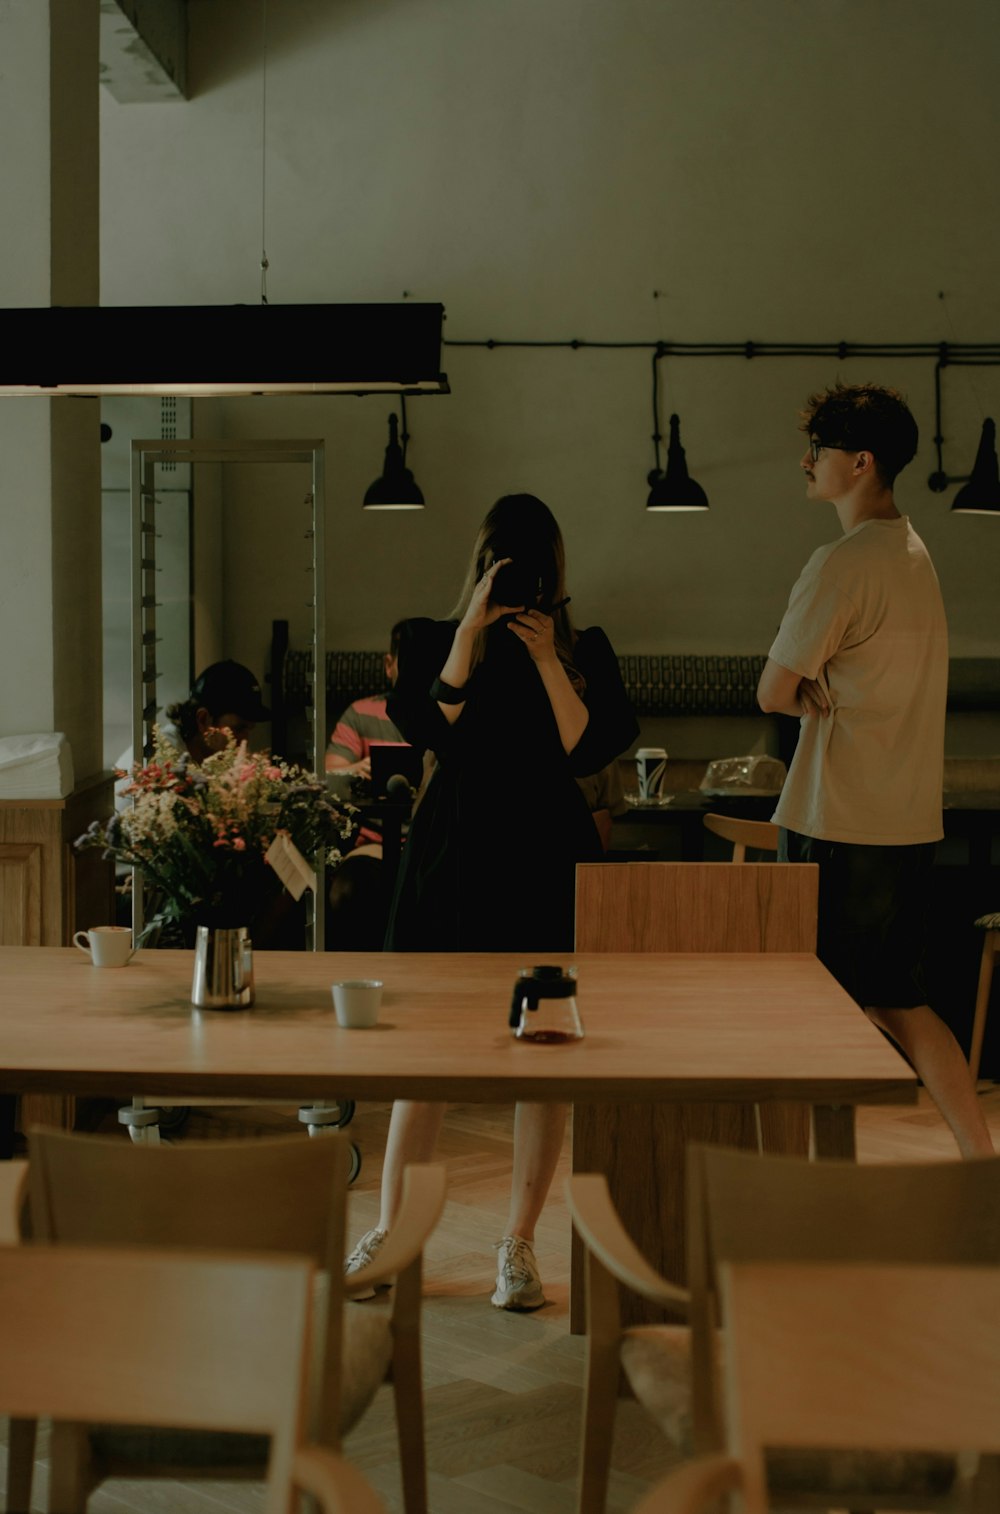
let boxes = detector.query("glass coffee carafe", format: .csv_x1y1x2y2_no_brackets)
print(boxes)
509,965,583,1043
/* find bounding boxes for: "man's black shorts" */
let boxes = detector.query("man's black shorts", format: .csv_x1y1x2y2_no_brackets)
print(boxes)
778,829,935,1008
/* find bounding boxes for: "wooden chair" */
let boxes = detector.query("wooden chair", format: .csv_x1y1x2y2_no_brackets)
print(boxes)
702,812,779,862
568,1144,1000,1514
12,1127,445,1514
631,1259,1000,1514
572,861,818,1330
700,822,798,1158
0,1242,386,1514
970,910,999,1081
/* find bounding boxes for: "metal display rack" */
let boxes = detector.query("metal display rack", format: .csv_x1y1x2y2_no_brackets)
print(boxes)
129,437,327,946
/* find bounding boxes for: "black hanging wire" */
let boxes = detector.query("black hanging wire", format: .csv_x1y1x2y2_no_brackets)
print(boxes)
259,0,269,304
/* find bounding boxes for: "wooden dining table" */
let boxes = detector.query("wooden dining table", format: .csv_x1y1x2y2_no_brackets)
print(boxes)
0,945,915,1318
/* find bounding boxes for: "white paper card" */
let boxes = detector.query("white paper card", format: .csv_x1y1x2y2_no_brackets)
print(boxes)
265,833,316,901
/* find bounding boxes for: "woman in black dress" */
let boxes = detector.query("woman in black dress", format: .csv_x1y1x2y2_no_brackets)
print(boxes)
348,494,638,1308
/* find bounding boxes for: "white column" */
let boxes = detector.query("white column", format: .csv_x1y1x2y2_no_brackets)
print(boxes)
0,0,101,778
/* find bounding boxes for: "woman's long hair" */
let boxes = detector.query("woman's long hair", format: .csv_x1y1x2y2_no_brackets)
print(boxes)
450,494,581,681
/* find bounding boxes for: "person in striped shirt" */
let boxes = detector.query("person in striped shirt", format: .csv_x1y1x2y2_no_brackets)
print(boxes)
325,625,414,944
324,622,406,777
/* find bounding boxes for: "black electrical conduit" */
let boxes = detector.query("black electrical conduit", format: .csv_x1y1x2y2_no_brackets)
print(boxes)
441,337,1000,487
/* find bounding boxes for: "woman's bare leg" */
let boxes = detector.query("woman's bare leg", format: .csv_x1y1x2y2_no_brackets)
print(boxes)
504,1101,568,1241
377,1100,448,1231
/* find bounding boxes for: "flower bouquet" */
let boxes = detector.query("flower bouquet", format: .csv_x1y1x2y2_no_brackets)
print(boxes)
77,730,358,941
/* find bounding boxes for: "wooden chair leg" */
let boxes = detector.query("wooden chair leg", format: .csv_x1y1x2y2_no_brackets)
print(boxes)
972,1451,1000,1513
391,1259,428,1514
6,1416,37,1513
578,1251,622,1514
47,1421,92,1514
970,930,997,1084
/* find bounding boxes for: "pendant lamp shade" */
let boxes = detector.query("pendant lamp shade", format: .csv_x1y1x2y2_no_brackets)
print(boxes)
951,419,1000,515
363,413,425,510
647,413,709,511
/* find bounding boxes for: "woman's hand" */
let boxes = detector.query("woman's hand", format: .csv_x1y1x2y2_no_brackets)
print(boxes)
507,607,556,664
459,558,521,634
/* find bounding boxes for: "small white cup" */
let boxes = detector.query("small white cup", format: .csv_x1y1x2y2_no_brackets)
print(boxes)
331,979,383,1028
73,926,135,968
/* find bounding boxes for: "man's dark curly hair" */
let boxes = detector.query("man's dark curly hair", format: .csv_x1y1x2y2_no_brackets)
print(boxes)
800,382,918,486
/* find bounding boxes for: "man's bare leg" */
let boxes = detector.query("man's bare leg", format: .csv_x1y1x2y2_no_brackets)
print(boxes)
865,1004,994,1158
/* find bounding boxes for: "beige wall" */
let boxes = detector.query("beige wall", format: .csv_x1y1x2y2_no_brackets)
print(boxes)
97,0,1000,691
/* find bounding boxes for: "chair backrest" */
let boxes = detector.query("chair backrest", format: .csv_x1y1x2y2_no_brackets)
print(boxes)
691,1142,1000,1271
702,813,779,863
575,861,817,953
719,1260,1000,1514
685,1143,1000,1446
0,1243,313,1514
28,1127,353,1442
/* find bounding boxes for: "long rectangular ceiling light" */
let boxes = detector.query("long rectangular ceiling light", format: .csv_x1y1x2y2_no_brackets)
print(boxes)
0,302,449,397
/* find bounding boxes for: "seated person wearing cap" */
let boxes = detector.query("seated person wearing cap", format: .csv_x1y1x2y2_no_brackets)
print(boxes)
117,661,293,946
114,659,271,815
168,661,302,947
163,659,271,762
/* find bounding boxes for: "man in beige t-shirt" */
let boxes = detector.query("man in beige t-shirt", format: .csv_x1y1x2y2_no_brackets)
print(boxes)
758,382,992,1159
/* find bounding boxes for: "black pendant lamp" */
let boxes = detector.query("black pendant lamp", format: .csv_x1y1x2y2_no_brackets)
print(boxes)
363,406,425,511
647,413,709,511
951,419,1000,515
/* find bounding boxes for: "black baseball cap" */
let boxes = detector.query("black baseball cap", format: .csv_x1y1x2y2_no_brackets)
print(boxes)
190,661,271,722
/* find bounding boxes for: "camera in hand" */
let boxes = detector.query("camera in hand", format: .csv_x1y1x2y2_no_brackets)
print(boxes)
490,560,542,610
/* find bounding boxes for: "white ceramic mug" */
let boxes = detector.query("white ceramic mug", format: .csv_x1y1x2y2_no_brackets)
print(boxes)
73,925,136,968
636,746,668,801
331,979,383,1028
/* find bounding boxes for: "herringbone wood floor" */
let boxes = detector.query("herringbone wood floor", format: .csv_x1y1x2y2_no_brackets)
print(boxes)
3,1085,999,1513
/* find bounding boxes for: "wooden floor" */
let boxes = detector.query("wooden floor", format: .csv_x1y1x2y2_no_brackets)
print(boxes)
3,1085,999,1514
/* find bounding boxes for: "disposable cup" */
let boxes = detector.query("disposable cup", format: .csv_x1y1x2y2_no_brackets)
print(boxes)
636,747,668,801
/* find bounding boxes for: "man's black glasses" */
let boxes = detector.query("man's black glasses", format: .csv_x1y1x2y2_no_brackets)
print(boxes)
809,438,847,462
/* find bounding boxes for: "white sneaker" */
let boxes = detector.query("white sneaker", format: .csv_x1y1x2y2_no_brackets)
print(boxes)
491,1234,546,1311
344,1226,389,1301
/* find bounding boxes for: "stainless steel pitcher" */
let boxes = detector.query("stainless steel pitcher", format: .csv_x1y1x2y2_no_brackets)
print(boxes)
191,926,255,1009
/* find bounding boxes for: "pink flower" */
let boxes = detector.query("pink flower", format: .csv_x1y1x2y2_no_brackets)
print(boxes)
265,766,282,781
232,837,246,851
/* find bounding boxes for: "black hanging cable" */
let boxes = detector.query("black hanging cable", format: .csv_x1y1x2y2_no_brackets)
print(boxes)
259,0,269,304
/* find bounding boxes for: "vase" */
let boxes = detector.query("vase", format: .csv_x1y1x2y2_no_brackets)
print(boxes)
191,926,255,1009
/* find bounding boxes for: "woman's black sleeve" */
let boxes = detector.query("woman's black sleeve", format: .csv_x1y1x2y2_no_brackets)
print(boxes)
567,627,639,778
385,618,464,757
